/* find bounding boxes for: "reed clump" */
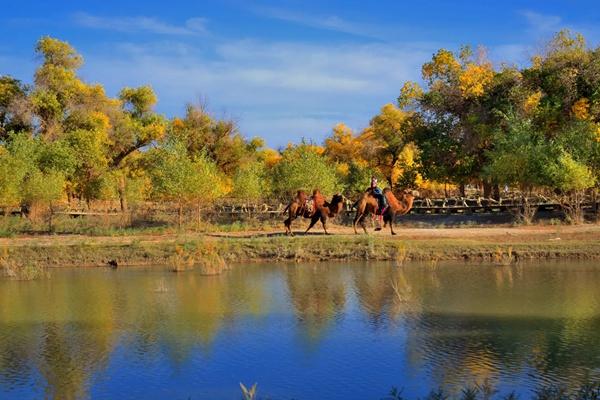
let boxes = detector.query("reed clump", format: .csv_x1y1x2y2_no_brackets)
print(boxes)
168,244,195,273
169,239,228,274
493,246,515,266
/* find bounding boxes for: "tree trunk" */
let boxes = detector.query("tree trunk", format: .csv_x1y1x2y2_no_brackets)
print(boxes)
197,201,201,230
483,181,492,198
119,192,128,213
492,184,500,201
459,183,466,197
594,189,599,222
48,202,53,233
178,203,183,229
118,176,128,212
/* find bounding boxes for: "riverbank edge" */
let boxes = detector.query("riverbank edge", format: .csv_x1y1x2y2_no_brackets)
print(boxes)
1,231,600,268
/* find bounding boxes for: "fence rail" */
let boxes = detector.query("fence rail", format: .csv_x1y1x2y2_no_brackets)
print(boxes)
3,197,599,219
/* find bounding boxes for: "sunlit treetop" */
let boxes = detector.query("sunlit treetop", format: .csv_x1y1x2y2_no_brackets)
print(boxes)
35,36,83,70
119,86,158,118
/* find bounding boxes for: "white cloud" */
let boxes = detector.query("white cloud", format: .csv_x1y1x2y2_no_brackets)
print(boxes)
72,12,208,35
78,38,434,145
520,10,562,34
251,6,391,40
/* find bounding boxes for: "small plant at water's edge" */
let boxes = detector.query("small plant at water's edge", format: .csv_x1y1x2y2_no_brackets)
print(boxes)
240,382,257,400
493,246,515,266
195,238,228,275
168,244,195,272
169,239,228,274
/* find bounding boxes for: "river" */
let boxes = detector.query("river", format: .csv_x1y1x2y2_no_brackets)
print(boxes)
1,261,600,399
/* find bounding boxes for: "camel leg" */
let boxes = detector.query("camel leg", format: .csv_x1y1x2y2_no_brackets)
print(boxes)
285,215,296,236
389,214,396,235
305,215,319,234
360,216,368,234
321,216,329,235
353,213,363,234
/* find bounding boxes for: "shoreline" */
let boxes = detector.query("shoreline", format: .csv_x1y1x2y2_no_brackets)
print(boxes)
1,225,599,268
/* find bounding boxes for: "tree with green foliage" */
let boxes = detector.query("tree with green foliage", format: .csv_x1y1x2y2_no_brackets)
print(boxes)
232,161,271,202
21,170,65,231
0,76,30,139
147,141,225,227
271,143,340,198
483,117,552,189
169,104,264,176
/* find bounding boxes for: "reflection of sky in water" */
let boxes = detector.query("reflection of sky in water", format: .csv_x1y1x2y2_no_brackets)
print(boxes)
1,262,600,399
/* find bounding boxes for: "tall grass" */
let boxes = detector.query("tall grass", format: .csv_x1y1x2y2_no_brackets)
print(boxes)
168,240,228,274
493,246,515,266
0,248,49,280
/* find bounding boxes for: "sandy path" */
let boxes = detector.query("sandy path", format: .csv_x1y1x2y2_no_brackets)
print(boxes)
0,224,598,247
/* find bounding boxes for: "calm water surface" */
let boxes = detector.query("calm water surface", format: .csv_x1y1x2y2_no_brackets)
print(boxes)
1,261,600,399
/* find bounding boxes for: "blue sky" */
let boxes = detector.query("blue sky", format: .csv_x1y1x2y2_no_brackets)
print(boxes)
1,1,600,147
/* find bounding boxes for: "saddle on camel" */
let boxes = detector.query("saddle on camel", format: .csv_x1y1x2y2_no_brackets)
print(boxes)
283,189,345,235
353,186,415,235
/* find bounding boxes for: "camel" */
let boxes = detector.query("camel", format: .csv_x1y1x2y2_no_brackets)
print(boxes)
283,189,320,235
283,190,308,235
305,193,345,235
283,190,344,235
353,188,415,235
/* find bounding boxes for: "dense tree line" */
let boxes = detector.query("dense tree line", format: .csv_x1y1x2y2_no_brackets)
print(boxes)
1,31,599,225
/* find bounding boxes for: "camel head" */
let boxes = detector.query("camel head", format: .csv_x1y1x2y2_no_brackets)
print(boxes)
329,193,345,215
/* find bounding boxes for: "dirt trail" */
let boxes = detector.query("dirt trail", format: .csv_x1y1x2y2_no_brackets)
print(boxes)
0,224,598,247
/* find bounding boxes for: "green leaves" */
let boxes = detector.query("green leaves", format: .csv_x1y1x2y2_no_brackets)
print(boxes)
0,134,67,207
547,153,595,192
232,161,270,201
272,144,340,197
147,141,225,204
21,170,65,205
119,86,157,118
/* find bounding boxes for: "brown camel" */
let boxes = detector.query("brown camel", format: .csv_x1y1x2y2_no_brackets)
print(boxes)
305,193,345,235
283,191,344,235
353,188,415,235
283,190,309,235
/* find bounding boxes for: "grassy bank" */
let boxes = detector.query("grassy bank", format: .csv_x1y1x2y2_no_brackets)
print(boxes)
0,225,599,269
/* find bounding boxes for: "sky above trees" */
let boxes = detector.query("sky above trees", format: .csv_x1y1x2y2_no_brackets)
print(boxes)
2,0,600,146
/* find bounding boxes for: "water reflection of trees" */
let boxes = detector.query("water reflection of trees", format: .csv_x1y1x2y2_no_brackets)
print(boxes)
1,264,600,398
0,268,270,399
401,265,600,390
285,264,346,344
353,265,421,328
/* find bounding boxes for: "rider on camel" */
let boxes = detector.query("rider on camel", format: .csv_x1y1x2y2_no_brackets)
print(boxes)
370,176,387,215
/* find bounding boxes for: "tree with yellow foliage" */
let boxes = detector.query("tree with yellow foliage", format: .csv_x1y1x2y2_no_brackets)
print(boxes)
359,104,420,188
